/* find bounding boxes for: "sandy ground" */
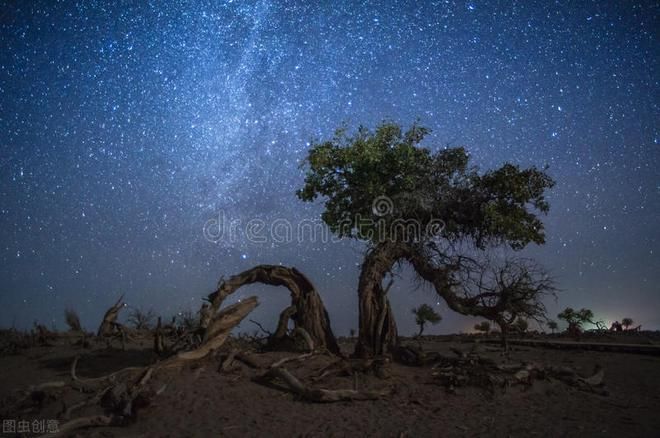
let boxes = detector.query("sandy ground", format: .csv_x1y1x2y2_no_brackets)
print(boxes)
1,334,659,437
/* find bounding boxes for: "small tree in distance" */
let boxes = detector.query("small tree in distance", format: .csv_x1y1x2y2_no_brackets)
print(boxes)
547,320,558,334
64,308,83,332
621,317,633,330
557,307,594,337
127,307,156,330
474,321,491,334
412,304,442,337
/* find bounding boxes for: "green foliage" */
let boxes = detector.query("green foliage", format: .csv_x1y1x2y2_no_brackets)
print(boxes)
557,307,594,329
297,121,555,249
474,321,491,333
412,304,442,325
412,304,441,336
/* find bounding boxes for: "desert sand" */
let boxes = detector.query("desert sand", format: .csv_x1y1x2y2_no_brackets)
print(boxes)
1,331,659,437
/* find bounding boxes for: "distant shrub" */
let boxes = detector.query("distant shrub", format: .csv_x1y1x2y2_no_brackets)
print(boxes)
64,308,82,332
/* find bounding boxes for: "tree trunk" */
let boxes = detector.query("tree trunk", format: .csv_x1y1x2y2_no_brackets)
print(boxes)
418,323,425,337
206,265,340,355
97,295,125,337
354,243,400,358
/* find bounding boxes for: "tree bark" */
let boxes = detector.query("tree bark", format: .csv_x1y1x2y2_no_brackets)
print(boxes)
272,305,297,341
97,294,125,337
178,297,259,360
206,265,340,355
354,243,400,358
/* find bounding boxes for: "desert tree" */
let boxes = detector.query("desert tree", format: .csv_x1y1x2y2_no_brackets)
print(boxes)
621,317,633,330
64,308,83,332
474,321,491,334
557,307,594,337
411,304,441,337
454,256,556,350
547,320,558,334
127,307,156,330
298,122,555,357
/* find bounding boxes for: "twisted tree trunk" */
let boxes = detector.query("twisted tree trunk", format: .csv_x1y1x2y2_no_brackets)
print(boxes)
354,243,399,358
206,265,340,355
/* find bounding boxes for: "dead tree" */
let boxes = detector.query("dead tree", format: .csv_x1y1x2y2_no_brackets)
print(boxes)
205,265,340,355
97,294,126,337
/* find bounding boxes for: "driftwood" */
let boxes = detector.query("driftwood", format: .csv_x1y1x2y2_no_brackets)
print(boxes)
23,291,262,437
70,356,145,393
311,357,391,382
178,297,259,360
428,349,608,395
261,366,389,403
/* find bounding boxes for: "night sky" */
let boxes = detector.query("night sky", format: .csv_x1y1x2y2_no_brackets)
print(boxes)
1,1,658,335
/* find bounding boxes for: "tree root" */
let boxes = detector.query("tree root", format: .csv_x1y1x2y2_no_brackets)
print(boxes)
261,366,389,403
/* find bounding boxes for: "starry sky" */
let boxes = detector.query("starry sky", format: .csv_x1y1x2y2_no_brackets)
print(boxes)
1,0,658,335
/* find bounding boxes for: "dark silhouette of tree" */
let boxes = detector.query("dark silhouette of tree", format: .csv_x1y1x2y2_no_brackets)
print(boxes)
64,308,82,332
474,321,491,334
298,122,555,357
557,307,594,337
127,307,156,330
547,320,558,334
621,317,633,330
455,256,556,350
176,309,199,332
411,304,441,337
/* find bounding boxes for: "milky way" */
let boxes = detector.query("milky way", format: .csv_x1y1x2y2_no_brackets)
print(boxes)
1,1,658,334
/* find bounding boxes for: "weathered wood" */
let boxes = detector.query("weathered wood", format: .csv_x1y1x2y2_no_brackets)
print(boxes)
272,305,297,340
263,367,389,403
178,297,259,360
97,294,125,337
355,244,400,358
206,265,340,355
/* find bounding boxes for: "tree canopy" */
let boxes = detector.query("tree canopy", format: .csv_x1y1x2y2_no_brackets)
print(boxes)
412,303,442,336
557,307,594,330
297,122,555,250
